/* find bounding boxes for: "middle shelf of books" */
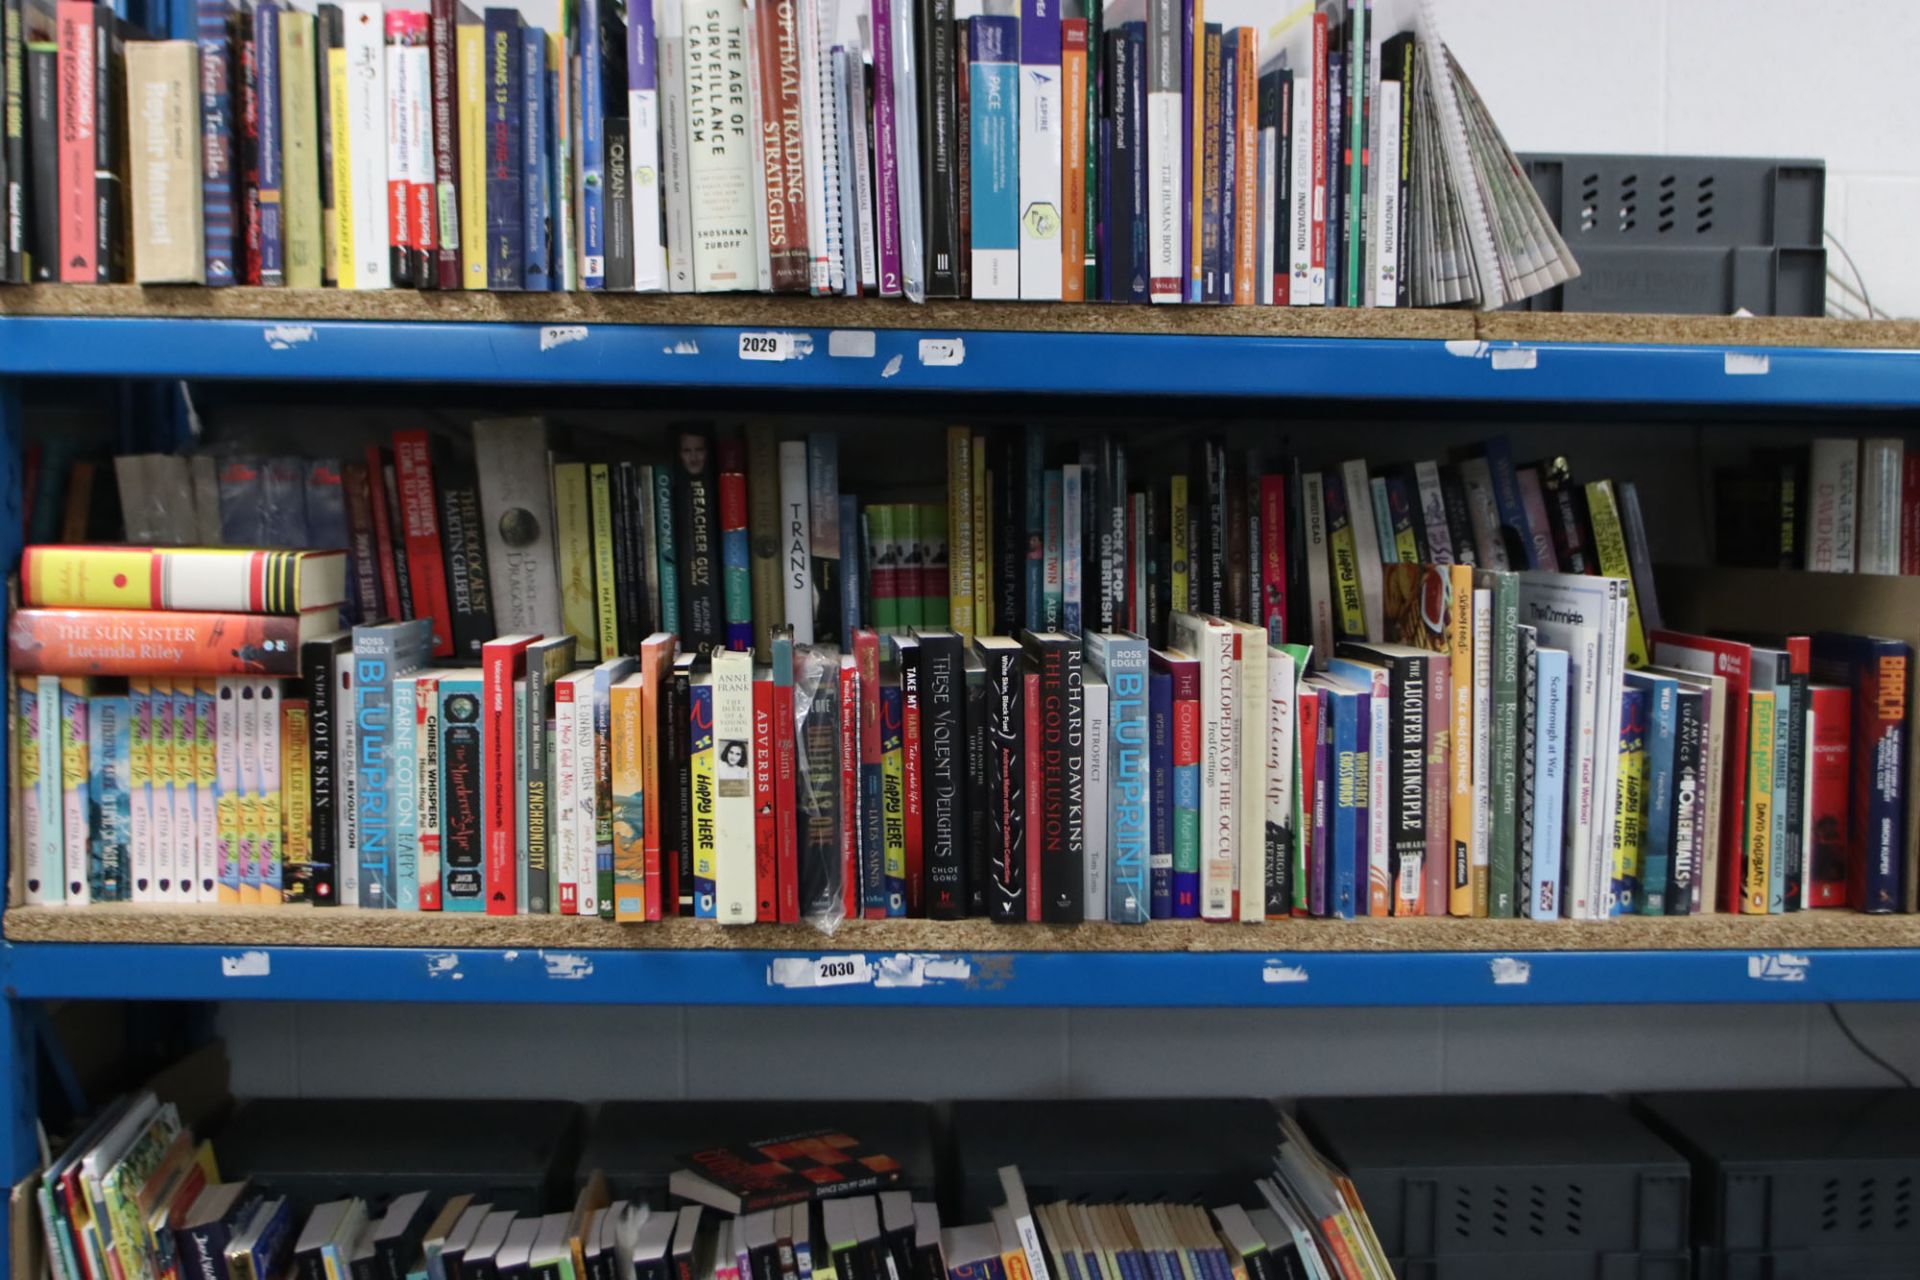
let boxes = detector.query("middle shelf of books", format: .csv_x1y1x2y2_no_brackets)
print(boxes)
7,363,1920,1004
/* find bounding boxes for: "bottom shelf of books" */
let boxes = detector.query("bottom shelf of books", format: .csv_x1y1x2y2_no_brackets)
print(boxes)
9,905,1920,1006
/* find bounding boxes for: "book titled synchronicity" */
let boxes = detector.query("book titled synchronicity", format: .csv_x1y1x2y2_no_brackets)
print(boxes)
10,420,1912,922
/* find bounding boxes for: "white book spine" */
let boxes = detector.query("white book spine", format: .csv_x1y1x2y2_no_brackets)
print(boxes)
1767,675,1792,914
575,680,599,915
169,688,195,903
832,49,862,294
630,86,665,289
847,47,878,291
779,441,814,644
795,0,831,293
1413,459,1453,563
682,0,760,290
343,1,392,288
813,0,844,292
1530,649,1567,920
1366,668,1389,915
405,42,434,255
386,43,410,266
1209,626,1238,919
1016,0,1061,300
1302,473,1333,666
1340,459,1384,640
149,686,175,904
17,682,44,904
890,0,924,300
1082,676,1109,923
1265,649,1296,919
1859,438,1904,574
1808,438,1858,573
257,680,283,901
713,652,756,923
1287,72,1311,306
1256,116,1275,306
1588,584,1630,920
36,677,65,905
1470,587,1492,908
1237,628,1266,922
554,676,579,910
129,684,155,903
416,675,441,903
1371,76,1402,307
658,1,695,292
237,676,262,899
1145,0,1179,303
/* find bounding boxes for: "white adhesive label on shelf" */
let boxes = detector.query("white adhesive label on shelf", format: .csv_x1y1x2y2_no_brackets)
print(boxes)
1724,352,1771,376
263,324,316,351
829,330,877,358
1489,956,1532,985
881,354,904,378
738,331,813,361
424,952,463,979
1490,347,1537,371
1749,952,1809,982
219,950,271,977
1262,961,1310,984
918,337,966,367
769,955,874,989
543,952,595,980
540,325,589,352
665,339,701,355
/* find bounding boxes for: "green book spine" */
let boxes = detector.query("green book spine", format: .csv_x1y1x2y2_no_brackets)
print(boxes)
869,504,898,634
590,463,619,657
922,503,950,627
1486,570,1519,917
897,504,923,631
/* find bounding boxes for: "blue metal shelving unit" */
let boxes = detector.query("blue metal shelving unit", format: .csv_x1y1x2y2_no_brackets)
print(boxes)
3,303,1920,1267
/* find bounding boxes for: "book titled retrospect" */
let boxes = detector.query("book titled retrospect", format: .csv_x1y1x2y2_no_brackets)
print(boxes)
670,1130,904,1213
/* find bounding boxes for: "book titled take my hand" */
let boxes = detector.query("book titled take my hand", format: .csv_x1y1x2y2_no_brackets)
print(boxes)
670,1129,904,1213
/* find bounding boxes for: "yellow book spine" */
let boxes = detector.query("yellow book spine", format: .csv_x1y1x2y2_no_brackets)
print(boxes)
971,438,991,638
548,29,575,288
1170,474,1189,615
590,463,619,659
1744,690,1774,914
236,683,262,906
1584,478,1650,669
457,22,488,288
881,700,905,892
192,680,217,902
282,700,310,891
328,45,353,288
1393,521,1420,564
128,678,152,901
553,463,598,662
1447,565,1474,916
947,428,975,640
611,678,647,922
280,11,323,287
1613,711,1645,915
1328,525,1365,641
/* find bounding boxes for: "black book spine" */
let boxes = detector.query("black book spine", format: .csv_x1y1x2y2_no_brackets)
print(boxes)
1102,436,1127,632
382,462,416,618
749,1245,781,1280
441,684,484,906
963,656,990,916
978,643,1024,921
1388,651,1427,903
604,114,633,289
1536,461,1589,573
1146,484,1168,648
1,0,22,281
179,1224,233,1280
1206,440,1228,614
297,635,346,904
1284,459,1309,643
1023,633,1084,923
1106,29,1132,302
918,0,957,297
627,462,653,638
1437,463,1478,567
438,462,498,658
1669,686,1705,916
677,431,723,654
611,460,637,649
798,655,841,918
316,5,339,285
921,633,965,917
993,434,1022,634
93,6,123,281
25,37,51,281
665,663,694,913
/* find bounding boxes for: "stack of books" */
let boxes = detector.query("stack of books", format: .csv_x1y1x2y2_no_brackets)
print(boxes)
0,0,1573,307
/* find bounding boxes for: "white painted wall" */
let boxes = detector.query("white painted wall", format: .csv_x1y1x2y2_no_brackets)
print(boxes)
1442,0,1920,317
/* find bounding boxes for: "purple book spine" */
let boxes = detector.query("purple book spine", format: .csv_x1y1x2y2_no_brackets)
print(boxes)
627,0,653,90
198,0,237,284
870,0,903,297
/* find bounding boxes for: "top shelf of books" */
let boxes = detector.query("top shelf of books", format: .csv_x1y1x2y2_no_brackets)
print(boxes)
4,291,1920,405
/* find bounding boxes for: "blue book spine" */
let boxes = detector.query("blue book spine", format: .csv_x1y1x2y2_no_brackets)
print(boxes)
198,0,238,284
437,672,485,911
690,679,715,916
1024,428,1045,629
392,675,419,910
967,17,1018,293
1328,687,1361,919
1199,23,1220,303
1627,672,1677,916
1530,648,1568,920
1126,23,1147,302
484,8,524,288
1368,477,1395,564
839,494,862,646
1171,711,1200,921
655,465,680,636
89,696,131,902
522,27,550,290
353,629,397,908
1147,668,1172,917
256,1,284,285
1482,435,1541,568
578,0,605,288
1106,636,1150,923
1217,27,1236,305
1096,109,1112,301
725,497,755,652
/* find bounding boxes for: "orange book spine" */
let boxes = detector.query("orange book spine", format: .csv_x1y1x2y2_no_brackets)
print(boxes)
640,636,674,921
1233,28,1256,303
9,610,314,677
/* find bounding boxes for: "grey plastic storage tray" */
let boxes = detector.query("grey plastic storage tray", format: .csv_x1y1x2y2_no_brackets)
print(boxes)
1635,1088,1920,1280
1516,153,1826,316
1297,1093,1691,1280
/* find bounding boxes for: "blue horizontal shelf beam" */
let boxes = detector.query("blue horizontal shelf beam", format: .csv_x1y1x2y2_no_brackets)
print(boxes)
4,315,1920,405
3,942,1911,1007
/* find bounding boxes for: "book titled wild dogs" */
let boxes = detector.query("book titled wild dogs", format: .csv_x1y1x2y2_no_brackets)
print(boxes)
670,1130,904,1214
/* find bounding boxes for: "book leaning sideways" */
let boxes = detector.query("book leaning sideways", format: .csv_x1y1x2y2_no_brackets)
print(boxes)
21,546,349,613
670,1129,905,1214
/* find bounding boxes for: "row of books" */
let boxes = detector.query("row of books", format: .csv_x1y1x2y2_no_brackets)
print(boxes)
0,0,1572,308
1716,436,1920,575
42,1088,1385,1280
11,540,1910,919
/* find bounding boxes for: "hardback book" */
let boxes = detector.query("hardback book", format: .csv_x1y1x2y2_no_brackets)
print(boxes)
680,0,757,288
473,418,563,637
1335,640,1432,918
917,630,967,919
125,40,206,283
9,608,338,677
670,1131,905,1215
1082,664,1109,921
1812,631,1910,913
1807,438,1859,573
279,7,322,286
674,427,724,654
22,546,348,614
433,667,485,910
521,634,576,914
974,635,1026,921
1807,682,1851,909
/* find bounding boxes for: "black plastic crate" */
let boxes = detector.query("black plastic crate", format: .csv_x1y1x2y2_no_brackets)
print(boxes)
1516,154,1826,315
213,1097,586,1215
579,1100,939,1206
1635,1088,1920,1280
1297,1093,1690,1280
946,1098,1277,1221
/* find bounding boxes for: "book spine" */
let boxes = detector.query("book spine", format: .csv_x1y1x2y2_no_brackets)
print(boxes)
1807,684,1850,909
1061,17,1086,301
352,633,395,907
16,680,50,903
256,681,284,902
680,0,757,288
1326,689,1359,918
1199,24,1218,303
1147,668,1171,917
839,658,861,915
127,680,154,901
772,638,799,921
752,672,776,920
189,680,216,900
481,641,522,914
1584,479,1650,668
663,663,692,913
518,27,545,289
554,675,579,912
966,16,1017,298
1,0,23,281
1744,690,1774,914
216,678,245,903
196,0,237,284
1447,566,1473,915
979,644,1025,920
900,645,923,914
55,1,94,281
89,693,129,900
922,636,965,918
342,0,389,286
1107,639,1149,923
880,678,907,913
1489,576,1518,918
59,683,90,904
919,0,958,297
689,677,715,915
11,608,320,678
483,9,521,286
428,0,460,286
720,468,753,652
26,39,55,283
255,2,284,284
609,675,644,918
387,678,418,906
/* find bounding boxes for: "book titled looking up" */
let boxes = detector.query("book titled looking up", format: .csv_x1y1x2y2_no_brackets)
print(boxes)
670,1129,905,1213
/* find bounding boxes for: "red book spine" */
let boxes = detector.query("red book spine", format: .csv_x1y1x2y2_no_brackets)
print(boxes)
838,657,860,917
902,654,924,917
364,445,404,620
773,672,799,922
481,635,532,914
753,0,803,292
429,0,461,287
401,11,436,284
56,1,95,282
1651,631,1752,914
752,673,777,921
1260,475,1287,640
7,608,318,676
392,431,454,657
1024,666,1042,923
1807,683,1852,909
1295,685,1320,918
1903,454,1920,575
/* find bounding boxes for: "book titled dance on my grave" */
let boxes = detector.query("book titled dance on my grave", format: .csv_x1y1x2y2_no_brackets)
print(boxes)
669,1129,905,1213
